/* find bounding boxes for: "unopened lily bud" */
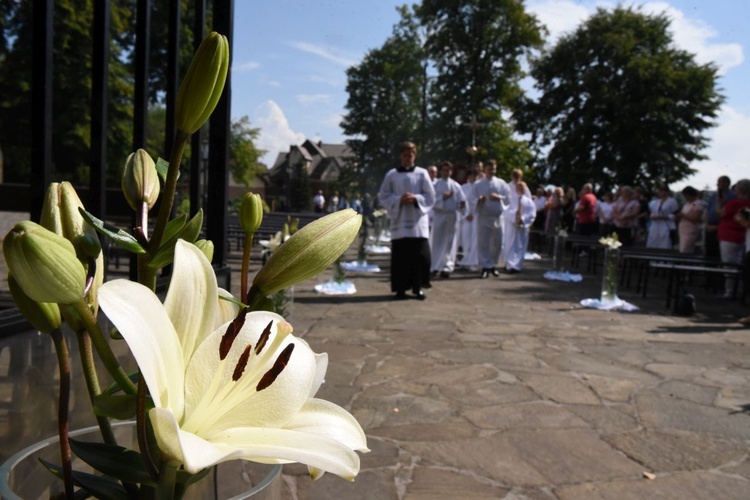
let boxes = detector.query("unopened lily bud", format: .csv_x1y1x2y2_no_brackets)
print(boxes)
8,274,61,333
175,32,229,135
252,209,361,296
194,239,214,262
239,193,263,234
4,221,86,304
122,149,161,211
41,182,102,260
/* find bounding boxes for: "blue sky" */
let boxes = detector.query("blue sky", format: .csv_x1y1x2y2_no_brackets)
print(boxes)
231,1,750,191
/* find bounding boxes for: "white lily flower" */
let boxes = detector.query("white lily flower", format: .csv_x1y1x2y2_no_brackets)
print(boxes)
98,240,368,479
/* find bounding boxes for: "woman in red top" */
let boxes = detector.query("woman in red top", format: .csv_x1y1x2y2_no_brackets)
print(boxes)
718,179,750,298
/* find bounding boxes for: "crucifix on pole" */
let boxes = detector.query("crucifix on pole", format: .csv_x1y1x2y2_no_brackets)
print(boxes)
463,115,483,161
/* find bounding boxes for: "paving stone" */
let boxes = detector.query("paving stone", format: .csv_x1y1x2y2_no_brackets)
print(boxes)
539,351,658,382
519,373,602,405
555,471,750,500
602,430,747,472
430,348,540,369
294,469,398,500
404,467,510,499
413,363,498,386
369,419,478,442
567,405,638,432
441,379,540,407
463,402,590,430
636,393,750,439
652,380,718,406
580,374,638,402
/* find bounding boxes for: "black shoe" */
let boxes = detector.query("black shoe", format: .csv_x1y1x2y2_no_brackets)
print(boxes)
393,291,407,300
491,268,500,277
481,269,489,279
440,271,450,278
414,290,426,300
431,270,439,277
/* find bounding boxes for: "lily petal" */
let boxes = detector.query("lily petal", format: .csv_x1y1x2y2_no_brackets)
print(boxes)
150,407,242,473
164,241,219,364
183,311,317,432
285,399,369,453
98,280,185,418
212,427,361,480
217,288,240,325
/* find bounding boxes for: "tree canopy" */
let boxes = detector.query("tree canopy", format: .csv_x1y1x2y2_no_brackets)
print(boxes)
520,6,723,191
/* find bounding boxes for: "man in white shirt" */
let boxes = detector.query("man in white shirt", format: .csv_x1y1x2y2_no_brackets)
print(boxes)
457,164,481,270
312,190,325,213
474,159,510,278
430,161,467,278
378,142,436,300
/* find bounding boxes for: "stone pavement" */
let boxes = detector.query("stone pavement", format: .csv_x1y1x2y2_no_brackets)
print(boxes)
268,249,750,500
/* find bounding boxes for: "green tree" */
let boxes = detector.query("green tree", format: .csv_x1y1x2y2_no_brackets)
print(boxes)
520,6,723,191
417,0,543,167
341,5,427,193
230,116,265,186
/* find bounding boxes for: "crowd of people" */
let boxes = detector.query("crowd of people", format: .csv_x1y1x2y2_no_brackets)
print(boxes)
370,141,750,305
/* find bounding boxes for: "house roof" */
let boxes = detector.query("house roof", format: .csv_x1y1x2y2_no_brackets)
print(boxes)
269,140,354,181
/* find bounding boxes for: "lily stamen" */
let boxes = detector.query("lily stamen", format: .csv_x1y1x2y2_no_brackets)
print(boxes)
257,343,295,391
220,307,249,359
232,344,253,381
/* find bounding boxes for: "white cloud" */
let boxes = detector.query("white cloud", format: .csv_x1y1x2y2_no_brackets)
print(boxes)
253,100,306,166
321,113,344,129
640,2,743,74
233,61,260,73
296,94,332,106
673,105,750,191
527,1,744,75
526,0,590,42
287,41,359,67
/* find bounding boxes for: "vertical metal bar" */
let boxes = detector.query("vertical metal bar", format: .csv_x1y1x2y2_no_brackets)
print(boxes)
132,0,151,280
165,0,180,158
31,0,54,223
133,0,150,151
190,0,206,218
90,0,110,219
207,0,234,267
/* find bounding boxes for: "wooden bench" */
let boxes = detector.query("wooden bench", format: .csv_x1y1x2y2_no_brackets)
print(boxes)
227,212,324,251
619,249,710,293
649,261,742,308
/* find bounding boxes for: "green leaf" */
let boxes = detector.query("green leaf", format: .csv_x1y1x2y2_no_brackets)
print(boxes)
162,212,188,244
102,371,140,396
69,439,156,486
148,210,204,270
79,209,147,254
155,157,174,183
93,393,138,420
40,458,130,500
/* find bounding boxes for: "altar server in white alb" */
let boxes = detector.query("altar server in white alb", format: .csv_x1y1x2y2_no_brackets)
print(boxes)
378,141,436,300
474,159,511,279
457,165,481,270
430,161,467,278
503,168,531,264
504,181,537,273
646,185,679,249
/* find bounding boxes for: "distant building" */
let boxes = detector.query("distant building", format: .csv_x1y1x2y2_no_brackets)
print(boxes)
267,139,353,211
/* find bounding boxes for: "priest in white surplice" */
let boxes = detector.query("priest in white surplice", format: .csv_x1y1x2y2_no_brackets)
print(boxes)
378,142,436,300
430,161,467,277
503,168,532,265
504,181,537,273
474,159,510,279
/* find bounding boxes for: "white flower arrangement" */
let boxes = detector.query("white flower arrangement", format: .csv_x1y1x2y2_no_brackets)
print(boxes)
599,234,623,249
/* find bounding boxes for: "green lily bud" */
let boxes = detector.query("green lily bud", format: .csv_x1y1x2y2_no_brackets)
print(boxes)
3,221,86,304
194,239,214,262
252,209,361,296
239,193,263,234
122,149,161,211
175,32,229,135
41,182,102,260
8,274,61,333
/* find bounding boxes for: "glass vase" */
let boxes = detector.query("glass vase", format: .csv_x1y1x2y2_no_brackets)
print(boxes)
600,247,620,305
0,421,282,500
552,235,566,271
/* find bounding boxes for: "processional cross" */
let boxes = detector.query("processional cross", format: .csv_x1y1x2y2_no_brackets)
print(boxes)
464,115,483,159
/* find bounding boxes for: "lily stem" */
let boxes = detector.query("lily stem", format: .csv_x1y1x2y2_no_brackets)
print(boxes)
241,232,254,302
50,328,74,499
75,330,116,445
71,300,137,395
150,130,189,256
137,376,160,481
157,462,178,500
